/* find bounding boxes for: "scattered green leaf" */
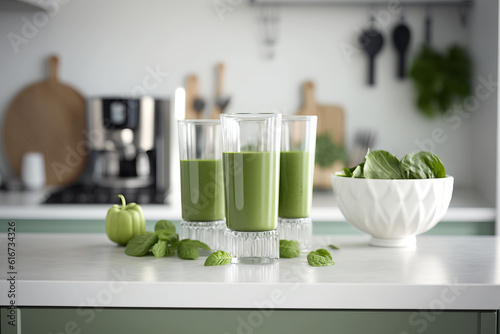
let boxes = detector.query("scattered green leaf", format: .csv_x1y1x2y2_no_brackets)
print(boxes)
178,242,199,260
307,249,335,267
151,240,167,259
157,231,179,243
279,240,301,258
165,245,176,257
328,244,340,250
125,232,159,257
204,251,232,266
154,220,176,234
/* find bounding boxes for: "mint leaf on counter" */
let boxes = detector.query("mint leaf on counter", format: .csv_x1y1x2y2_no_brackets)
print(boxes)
328,244,340,250
154,220,176,234
279,240,300,258
178,242,199,260
307,249,335,267
165,245,176,257
315,249,333,260
151,240,167,259
204,251,232,266
125,232,159,257
157,231,178,244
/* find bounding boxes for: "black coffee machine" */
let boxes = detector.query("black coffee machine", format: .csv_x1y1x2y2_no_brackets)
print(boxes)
44,97,171,204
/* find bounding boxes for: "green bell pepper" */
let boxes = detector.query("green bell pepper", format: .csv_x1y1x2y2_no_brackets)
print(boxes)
106,194,146,246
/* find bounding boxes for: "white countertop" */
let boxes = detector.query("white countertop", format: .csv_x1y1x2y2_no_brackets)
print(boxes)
0,233,498,310
0,187,495,223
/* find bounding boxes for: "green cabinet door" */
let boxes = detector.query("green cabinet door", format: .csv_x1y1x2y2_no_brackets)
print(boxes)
2,308,497,334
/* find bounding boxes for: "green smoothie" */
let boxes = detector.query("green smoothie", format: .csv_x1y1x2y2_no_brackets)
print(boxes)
223,151,278,231
278,151,313,218
180,159,225,221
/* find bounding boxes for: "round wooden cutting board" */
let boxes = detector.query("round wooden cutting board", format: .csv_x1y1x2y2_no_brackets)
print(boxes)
2,55,87,186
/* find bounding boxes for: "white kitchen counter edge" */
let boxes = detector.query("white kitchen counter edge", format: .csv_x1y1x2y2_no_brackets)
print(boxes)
12,281,500,310
1,234,498,310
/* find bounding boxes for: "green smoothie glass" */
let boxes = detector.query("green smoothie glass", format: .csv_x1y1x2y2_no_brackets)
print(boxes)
221,113,281,264
278,115,317,251
178,120,226,251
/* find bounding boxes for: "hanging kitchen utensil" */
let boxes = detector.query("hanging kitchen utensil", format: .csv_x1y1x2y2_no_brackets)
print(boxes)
425,6,432,45
2,55,86,186
210,63,231,119
392,14,411,79
260,5,279,60
185,74,205,119
359,14,384,86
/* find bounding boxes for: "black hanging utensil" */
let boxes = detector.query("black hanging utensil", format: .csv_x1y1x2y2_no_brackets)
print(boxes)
193,98,205,115
359,15,384,86
215,63,231,114
392,17,411,79
425,7,432,45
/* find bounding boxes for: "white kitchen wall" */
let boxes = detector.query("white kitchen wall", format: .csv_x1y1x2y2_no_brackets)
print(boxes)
0,0,496,200
469,0,498,203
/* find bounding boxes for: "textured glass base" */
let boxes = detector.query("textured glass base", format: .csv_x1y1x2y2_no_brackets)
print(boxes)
180,220,227,251
225,230,279,264
277,217,312,251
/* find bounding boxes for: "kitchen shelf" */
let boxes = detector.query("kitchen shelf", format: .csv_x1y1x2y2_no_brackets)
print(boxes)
250,0,472,6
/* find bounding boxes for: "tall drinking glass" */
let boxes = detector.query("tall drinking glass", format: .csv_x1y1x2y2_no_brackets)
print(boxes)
178,120,225,250
278,115,317,251
220,113,281,264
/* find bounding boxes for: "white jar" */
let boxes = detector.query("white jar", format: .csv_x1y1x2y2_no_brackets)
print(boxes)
21,152,46,190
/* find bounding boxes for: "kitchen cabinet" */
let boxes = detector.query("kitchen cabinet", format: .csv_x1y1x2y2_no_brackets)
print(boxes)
1,308,496,334
250,0,472,5
0,234,498,333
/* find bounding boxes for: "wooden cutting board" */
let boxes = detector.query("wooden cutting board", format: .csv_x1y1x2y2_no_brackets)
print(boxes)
297,81,345,189
2,55,87,186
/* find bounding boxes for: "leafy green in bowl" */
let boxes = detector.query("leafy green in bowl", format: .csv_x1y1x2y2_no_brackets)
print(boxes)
339,150,446,180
